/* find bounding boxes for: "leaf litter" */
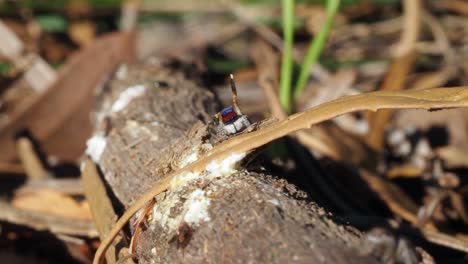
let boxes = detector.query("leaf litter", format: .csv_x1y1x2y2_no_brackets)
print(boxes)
1,1,468,263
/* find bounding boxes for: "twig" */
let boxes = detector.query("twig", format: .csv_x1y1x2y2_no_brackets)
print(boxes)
16,178,83,196
250,39,286,120
360,169,437,231
0,20,23,61
17,137,49,180
422,229,468,253
392,0,421,57
301,69,356,109
82,158,135,264
411,11,456,91
367,53,416,150
121,0,140,32
251,39,340,158
0,200,98,237
229,2,331,85
0,19,56,92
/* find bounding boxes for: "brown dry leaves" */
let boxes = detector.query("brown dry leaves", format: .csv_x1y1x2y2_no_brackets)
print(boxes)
0,32,134,162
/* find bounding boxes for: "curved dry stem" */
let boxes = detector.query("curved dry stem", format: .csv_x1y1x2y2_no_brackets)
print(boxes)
94,86,468,264
392,0,421,57
411,11,456,91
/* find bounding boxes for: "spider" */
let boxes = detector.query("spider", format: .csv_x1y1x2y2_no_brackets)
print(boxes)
214,74,251,134
128,75,250,258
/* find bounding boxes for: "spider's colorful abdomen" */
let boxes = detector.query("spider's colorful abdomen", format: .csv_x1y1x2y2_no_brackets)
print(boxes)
212,74,251,135
220,106,238,124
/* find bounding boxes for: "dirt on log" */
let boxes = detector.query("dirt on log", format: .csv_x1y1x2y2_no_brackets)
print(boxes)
85,58,378,264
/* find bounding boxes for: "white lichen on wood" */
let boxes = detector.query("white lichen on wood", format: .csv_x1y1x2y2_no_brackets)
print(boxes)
151,152,247,232
111,84,146,113
150,247,157,264
183,189,211,224
206,152,246,176
267,198,281,207
115,63,128,80
170,152,246,191
85,133,107,162
169,171,201,191
178,152,199,168
122,120,157,141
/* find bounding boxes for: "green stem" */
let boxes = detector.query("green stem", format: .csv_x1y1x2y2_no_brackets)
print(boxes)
279,0,295,113
293,0,340,99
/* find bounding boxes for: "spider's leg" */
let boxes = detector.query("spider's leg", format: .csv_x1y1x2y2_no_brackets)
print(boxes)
230,74,243,115
128,199,155,258
215,113,223,124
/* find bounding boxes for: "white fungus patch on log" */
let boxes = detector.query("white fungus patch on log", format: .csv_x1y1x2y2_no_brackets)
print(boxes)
123,120,156,141
206,152,247,176
183,189,211,224
111,84,146,113
85,85,147,164
267,198,281,207
170,152,247,191
151,152,247,232
178,152,199,168
115,63,128,80
169,171,201,190
150,247,157,264
85,133,107,162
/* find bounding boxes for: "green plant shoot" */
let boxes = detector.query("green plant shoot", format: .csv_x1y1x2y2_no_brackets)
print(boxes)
293,0,340,99
279,0,295,113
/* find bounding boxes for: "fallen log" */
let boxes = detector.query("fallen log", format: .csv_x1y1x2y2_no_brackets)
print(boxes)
83,58,378,263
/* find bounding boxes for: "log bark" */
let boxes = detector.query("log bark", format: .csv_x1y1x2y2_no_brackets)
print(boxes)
85,58,378,263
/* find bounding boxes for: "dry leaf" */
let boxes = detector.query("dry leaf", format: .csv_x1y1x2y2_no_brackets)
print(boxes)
17,137,48,180
360,169,425,227
0,32,134,162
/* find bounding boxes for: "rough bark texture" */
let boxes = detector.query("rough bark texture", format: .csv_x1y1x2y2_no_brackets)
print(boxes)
89,58,378,264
